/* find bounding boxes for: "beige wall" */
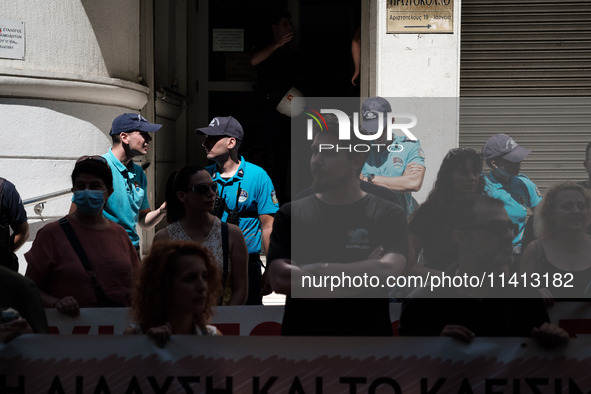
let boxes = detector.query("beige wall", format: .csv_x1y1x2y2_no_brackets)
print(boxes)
367,0,462,203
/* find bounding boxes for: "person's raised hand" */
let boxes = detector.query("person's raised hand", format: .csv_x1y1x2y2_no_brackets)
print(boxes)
274,32,293,49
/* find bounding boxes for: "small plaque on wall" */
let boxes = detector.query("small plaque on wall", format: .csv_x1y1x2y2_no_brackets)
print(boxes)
387,0,453,34
0,19,25,60
213,29,244,52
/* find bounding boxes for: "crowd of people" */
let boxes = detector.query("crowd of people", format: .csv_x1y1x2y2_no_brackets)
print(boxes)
1,96,589,351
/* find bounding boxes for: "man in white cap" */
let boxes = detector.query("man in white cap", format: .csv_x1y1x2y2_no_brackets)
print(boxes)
196,116,279,305
360,97,426,216
102,113,167,251
482,133,542,266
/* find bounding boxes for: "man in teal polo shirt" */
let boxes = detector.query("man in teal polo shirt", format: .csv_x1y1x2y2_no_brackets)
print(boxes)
482,133,542,269
102,113,167,250
359,97,426,216
196,116,279,305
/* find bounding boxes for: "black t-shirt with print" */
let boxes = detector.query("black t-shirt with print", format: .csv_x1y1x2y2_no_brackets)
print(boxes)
267,193,408,336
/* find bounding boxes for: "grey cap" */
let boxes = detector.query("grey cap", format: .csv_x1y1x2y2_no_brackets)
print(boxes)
482,133,530,162
195,116,244,140
361,97,392,134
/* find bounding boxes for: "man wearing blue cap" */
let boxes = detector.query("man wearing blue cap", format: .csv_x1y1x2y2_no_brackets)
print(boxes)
482,133,542,268
102,113,167,251
196,116,279,305
360,97,426,216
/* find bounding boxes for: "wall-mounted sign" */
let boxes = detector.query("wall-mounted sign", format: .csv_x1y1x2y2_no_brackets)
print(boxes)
0,19,25,60
387,0,453,34
212,29,244,52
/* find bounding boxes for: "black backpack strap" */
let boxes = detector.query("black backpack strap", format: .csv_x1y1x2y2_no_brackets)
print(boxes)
58,217,93,272
501,176,532,208
219,221,230,305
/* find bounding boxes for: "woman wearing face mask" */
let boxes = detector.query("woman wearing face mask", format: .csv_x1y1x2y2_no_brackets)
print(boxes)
481,134,542,270
25,156,139,316
407,148,484,277
153,166,248,306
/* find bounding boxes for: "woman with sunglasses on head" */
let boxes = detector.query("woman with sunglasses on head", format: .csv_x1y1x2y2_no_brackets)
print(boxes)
154,166,248,305
520,182,591,303
25,156,139,316
406,148,484,277
124,241,221,345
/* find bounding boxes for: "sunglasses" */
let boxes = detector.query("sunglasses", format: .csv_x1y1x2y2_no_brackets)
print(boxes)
471,220,519,237
187,182,218,195
445,147,479,160
76,155,108,165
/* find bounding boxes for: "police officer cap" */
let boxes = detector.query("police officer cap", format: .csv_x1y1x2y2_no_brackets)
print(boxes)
361,97,392,134
195,116,244,140
110,113,162,136
482,133,530,162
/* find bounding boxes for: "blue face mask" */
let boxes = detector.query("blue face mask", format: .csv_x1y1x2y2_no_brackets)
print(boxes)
72,189,106,215
492,166,512,183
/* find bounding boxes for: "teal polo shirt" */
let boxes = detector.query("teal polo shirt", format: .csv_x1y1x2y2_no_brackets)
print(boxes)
206,157,279,254
483,172,542,250
361,136,425,213
102,149,150,247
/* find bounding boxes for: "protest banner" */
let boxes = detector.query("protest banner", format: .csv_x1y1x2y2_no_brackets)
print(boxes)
2,335,591,393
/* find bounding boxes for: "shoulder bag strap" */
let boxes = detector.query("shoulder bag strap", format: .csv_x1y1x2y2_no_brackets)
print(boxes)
501,176,531,207
219,221,230,305
58,217,124,307
58,217,93,273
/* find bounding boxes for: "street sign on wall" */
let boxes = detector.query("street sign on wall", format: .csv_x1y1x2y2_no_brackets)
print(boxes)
387,0,453,34
0,19,25,60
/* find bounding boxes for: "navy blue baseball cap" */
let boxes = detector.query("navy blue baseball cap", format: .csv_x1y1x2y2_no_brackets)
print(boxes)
110,113,162,136
361,97,392,134
482,133,530,162
195,116,244,140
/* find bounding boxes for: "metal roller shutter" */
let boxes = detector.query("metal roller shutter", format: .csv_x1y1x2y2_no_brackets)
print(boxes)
459,0,591,193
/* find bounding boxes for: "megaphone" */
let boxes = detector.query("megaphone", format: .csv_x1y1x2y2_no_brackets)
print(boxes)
276,87,305,117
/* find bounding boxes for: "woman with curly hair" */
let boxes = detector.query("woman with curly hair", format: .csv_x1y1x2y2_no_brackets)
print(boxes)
124,241,222,346
407,148,484,276
520,182,591,302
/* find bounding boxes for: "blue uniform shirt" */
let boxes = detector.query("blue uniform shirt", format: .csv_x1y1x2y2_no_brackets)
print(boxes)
102,149,150,247
361,136,425,212
483,172,542,250
206,157,279,254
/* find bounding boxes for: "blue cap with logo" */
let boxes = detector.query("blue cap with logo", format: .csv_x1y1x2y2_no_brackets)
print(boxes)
361,96,392,134
110,113,162,136
195,116,244,140
482,133,530,163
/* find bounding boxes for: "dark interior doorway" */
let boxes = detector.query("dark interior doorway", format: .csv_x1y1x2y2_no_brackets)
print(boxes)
206,0,361,203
